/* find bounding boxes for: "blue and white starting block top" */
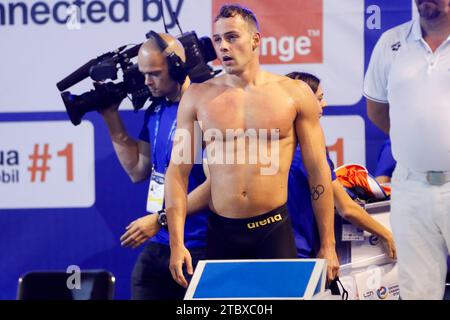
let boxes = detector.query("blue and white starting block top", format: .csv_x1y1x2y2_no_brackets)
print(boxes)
184,259,327,300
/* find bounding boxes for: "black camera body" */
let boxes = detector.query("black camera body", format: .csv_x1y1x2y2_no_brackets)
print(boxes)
57,31,219,126
178,31,218,83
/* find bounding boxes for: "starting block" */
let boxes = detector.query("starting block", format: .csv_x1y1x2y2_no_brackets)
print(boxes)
184,259,327,300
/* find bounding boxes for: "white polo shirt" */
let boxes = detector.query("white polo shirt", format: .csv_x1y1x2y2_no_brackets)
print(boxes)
364,19,450,172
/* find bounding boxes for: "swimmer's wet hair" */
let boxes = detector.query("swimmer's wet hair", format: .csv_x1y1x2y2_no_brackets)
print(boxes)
214,4,260,32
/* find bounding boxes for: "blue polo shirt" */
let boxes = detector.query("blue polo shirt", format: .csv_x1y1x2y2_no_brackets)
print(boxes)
139,100,209,248
375,139,397,178
287,147,336,258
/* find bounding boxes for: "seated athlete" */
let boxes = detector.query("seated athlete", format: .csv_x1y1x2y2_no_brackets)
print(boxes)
286,71,396,260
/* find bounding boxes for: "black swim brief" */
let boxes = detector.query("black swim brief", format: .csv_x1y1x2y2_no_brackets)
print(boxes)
206,204,297,260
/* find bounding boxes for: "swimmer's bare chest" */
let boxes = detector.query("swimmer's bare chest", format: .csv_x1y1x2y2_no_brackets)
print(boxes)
195,84,298,217
197,85,296,137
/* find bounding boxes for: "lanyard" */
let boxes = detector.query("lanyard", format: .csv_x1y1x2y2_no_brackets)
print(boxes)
152,102,177,173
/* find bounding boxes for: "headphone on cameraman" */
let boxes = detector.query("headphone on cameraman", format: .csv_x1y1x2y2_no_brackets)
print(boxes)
145,31,187,84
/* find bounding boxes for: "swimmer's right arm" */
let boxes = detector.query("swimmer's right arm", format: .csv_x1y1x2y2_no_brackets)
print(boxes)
166,85,198,288
186,167,211,214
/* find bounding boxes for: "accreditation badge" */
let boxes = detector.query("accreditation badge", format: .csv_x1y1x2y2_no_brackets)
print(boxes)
146,170,165,213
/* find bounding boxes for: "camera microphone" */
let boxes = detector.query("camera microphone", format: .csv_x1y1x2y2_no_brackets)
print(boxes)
56,58,99,92
56,45,141,92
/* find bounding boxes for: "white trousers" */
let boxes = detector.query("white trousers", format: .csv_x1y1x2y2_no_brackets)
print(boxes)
390,165,450,299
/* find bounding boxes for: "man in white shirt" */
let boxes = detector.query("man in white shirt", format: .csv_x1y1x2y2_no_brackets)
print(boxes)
364,0,450,299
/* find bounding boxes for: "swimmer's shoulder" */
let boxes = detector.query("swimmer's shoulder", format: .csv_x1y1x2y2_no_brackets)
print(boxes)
181,75,229,108
262,72,309,98
187,74,228,93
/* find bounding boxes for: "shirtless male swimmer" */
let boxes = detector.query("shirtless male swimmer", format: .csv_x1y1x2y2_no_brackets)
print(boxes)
165,4,340,288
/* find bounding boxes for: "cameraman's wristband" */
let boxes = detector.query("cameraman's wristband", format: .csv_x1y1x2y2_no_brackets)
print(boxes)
157,209,168,228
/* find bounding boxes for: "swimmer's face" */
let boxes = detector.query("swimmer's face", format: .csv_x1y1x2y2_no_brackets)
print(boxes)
213,15,260,75
138,47,179,98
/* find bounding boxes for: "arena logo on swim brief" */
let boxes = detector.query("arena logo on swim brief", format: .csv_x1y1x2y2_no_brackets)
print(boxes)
212,0,323,64
247,213,282,229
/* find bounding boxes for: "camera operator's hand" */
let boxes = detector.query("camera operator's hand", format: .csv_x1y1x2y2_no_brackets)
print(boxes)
98,100,122,117
120,214,161,248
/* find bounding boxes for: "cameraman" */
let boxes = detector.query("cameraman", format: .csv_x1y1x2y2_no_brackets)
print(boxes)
99,33,210,300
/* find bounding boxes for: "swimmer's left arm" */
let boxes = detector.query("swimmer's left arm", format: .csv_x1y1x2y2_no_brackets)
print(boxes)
293,81,339,281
